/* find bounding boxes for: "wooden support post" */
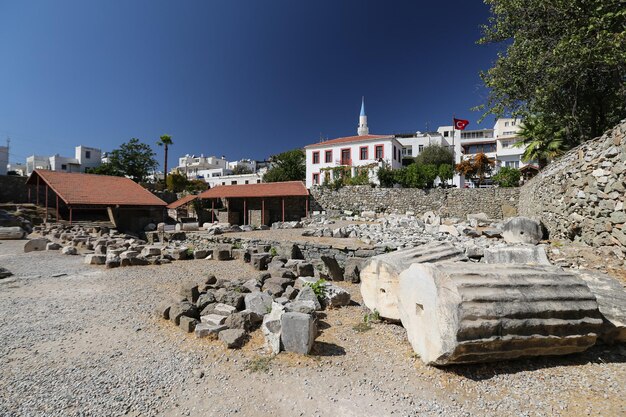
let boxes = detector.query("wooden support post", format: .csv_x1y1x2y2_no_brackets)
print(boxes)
282,197,285,222
243,199,247,225
305,196,309,218
211,199,215,223
36,176,40,206
69,207,73,225
45,185,49,223
56,195,59,222
28,187,31,203
262,199,265,225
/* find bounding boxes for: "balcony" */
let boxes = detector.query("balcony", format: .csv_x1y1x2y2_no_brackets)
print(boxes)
336,158,352,166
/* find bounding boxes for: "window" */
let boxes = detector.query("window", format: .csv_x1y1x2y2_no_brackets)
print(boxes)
245,180,249,184
511,121,516,126
61,164,67,170
360,146,368,160
313,173,319,184
222,182,226,185
401,148,407,156
407,148,412,156
463,143,497,154
418,145,424,153
443,131,449,137
505,160,519,168
324,150,332,163
505,121,509,127
393,146,397,161
257,180,261,183
375,145,384,159
312,151,320,164
340,148,351,165
85,151,91,159
231,180,237,185
503,131,516,136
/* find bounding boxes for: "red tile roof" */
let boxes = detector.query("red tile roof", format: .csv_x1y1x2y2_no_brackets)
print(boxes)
305,134,393,148
167,194,199,209
198,181,308,199
27,170,167,207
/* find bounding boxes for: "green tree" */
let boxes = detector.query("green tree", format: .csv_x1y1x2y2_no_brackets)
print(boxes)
157,134,173,186
231,165,253,175
438,164,454,185
87,161,124,177
106,138,158,183
166,172,189,192
263,149,306,182
377,164,397,187
515,115,566,169
477,0,626,147
415,144,454,168
492,166,521,187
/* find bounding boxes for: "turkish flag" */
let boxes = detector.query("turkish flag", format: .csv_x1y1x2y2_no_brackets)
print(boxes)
454,118,469,130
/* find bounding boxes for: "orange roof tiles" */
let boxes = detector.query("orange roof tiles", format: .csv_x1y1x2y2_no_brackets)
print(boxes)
27,170,167,207
198,181,308,199
304,134,393,148
167,194,199,209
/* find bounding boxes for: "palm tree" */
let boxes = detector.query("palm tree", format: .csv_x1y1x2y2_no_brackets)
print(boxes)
157,134,173,186
515,116,565,169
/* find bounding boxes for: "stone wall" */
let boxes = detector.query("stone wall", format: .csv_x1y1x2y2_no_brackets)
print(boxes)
518,119,626,250
0,176,29,203
309,186,519,220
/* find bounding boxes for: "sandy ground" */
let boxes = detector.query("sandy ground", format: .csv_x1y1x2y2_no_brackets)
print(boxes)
0,238,625,417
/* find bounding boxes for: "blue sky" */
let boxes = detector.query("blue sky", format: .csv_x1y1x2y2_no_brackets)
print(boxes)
0,0,504,169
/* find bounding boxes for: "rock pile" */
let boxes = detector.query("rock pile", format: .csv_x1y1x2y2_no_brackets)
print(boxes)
0,208,32,239
159,268,351,354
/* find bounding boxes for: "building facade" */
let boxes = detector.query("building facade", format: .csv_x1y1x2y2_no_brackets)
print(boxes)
305,98,404,188
175,154,267,187
26,145,102,175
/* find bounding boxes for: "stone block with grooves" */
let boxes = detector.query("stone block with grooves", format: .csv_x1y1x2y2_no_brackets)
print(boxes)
0,226,26,239
24,238,49,253
360,242,466,321
397,262,603,365
575,270,626,343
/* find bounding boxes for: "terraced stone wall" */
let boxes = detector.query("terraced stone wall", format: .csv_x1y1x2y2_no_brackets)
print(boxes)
518,119,626,249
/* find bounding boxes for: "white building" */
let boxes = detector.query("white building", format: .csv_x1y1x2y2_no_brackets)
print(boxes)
175,154,267,186
176,154,229,180
305,98,404,188
25,145,101,175
0,146,8,175
493,117,528,169
7,162,27,176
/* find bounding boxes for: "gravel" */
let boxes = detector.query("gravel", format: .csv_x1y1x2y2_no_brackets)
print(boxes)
0,238,625,416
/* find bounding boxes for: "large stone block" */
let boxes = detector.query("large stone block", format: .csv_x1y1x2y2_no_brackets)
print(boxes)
24,238,50,253
244,292,273,316
397,262,603,365
0,226,26,240
251,253,271,271
280,312,317,355
360,242,466,321
262,302,285,354
575,270,626,343
483,245,550,265
502,217,543,245
84,254,106,265
320,255,344,281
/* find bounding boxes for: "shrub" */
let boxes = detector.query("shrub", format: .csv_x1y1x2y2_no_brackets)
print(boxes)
492,167,521,187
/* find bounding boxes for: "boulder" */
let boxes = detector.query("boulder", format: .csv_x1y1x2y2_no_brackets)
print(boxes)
397,262,603,365
575,270,626,343
251,253,271,271
483,245,550,265
195,323,228,338
213,245,232,261
213,289,244,310
439,224,459,237
294,285,321,311
224,310,263,332
320,255,344,281
0,226,26,240
244,292,273,315
196,292,216,310
200,314,227,326
219,329,248,348
84,254,106,265
24,238,50,253
61,246,78,255
180,285,200,303
285,300,317,314
321,283,351,308
296,262,315,277
193,249,208,259
213,303,237,316
344,258,366,283
46,242,62,250
360,242,466,321
179,316,199,333
280,312,317,354
169,301,200,326
176,222,199,231
262,302,285,354
141,246,162,257
0,267,13,279
502,217,543,245
422,211,441,226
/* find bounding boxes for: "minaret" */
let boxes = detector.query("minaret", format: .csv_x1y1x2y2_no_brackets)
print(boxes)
357,96,369,136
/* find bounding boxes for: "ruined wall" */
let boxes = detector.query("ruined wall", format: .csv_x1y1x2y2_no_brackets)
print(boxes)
518,120,626,249
309,186,519,220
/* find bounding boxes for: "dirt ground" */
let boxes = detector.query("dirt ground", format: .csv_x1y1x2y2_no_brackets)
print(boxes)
0,238,625,417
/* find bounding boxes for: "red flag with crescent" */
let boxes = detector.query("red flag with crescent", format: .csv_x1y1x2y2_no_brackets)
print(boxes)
454,118,469,130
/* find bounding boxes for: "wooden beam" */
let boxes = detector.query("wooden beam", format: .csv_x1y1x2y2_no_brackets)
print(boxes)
45,185,49,223
36,176,40,206
211,199,215,223
306,196,309,218
69,207,73,225
262,198,265,225
282,197,285,222
56,195,59,222
243,198,247,225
